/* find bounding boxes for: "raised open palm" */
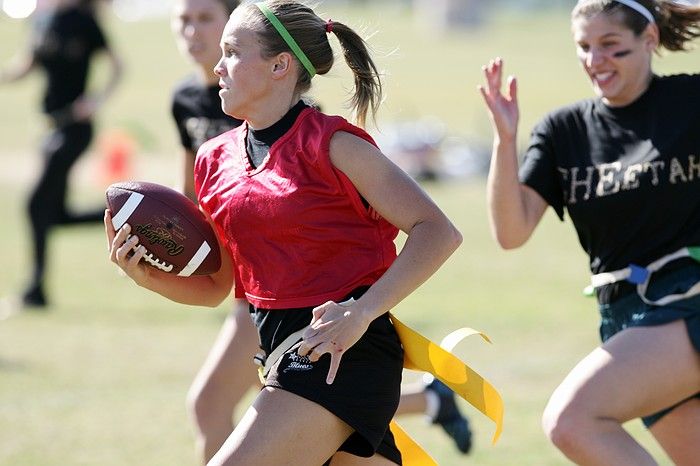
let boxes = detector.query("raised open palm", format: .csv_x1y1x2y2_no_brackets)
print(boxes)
478,57,520,141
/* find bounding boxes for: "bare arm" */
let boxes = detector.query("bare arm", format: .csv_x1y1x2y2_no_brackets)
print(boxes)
298,131,462,383
104,210,234,307
330,131,463,320
486,138,547,249
479,57,547,249
73,48,124,121
96,48,124,105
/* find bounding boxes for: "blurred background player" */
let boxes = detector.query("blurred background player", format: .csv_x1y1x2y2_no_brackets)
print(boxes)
169,0,258,462
170,0,472,462
0,0,123,309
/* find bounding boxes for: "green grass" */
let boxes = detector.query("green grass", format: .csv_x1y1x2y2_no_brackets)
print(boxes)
0,4,686,465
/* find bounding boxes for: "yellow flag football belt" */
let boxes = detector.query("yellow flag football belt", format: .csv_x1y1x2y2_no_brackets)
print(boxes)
389,314,503,465
254,306,504,465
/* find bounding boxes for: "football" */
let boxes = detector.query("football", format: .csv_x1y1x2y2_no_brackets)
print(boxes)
105,181,221,276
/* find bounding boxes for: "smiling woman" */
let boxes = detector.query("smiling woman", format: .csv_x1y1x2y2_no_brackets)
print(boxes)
572,7,658,107
478,0,700,465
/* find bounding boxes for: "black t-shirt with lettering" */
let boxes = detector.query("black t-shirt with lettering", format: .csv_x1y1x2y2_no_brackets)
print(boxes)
171,76,243,154
31,5,107,114
520,74,700,280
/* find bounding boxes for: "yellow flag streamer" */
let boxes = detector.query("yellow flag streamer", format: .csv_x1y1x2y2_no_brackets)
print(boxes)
391,314,504,444
439,327,491,350
389,420,438,466
259,296,502,463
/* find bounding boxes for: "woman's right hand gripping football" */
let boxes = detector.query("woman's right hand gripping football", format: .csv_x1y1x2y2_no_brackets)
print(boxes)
104,210,150,286
478,57,519,142
103,209,234,307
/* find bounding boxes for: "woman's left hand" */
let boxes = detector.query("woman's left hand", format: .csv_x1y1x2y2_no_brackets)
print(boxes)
297,300,371,384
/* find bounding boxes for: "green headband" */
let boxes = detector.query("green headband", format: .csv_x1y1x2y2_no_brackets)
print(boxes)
255,2,316,78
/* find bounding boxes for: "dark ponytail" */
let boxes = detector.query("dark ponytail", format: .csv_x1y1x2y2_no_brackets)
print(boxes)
241,0,383,127
655,1,700,51
330,21,383,129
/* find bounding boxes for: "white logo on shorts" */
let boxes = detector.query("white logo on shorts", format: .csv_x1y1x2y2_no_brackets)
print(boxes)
282,353,313,374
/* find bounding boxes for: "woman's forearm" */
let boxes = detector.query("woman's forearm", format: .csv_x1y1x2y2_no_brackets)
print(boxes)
487,137,537,249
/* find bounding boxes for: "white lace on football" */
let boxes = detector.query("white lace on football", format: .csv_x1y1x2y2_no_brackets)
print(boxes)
143,251,174,273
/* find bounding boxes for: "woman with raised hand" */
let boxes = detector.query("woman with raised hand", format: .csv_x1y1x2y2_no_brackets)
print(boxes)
480,0,700,464
107,1,462,464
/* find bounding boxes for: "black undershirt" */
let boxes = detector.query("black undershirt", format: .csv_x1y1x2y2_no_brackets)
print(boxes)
246,100,308,168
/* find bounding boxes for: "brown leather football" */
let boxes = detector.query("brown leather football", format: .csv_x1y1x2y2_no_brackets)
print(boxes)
106,181,221,276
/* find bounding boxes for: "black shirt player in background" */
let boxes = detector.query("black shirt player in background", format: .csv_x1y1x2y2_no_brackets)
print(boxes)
0,0,123,309
480,0,700,464
169,0,255,463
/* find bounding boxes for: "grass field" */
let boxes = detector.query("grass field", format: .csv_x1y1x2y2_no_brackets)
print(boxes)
1,3,693,465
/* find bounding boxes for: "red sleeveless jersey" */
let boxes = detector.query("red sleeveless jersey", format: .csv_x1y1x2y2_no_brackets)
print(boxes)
194,108,398,309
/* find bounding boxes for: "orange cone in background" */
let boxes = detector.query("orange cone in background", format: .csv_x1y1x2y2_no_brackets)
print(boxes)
98,129,135,186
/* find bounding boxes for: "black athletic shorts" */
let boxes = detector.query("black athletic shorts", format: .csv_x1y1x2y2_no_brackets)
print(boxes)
598,263,700,427
250,286,404,465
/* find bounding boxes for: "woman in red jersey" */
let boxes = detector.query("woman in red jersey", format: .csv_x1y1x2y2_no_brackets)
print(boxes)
106,1,462,465
171,0,471,462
